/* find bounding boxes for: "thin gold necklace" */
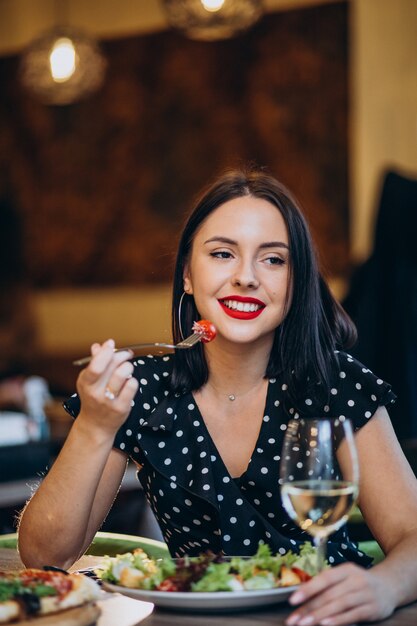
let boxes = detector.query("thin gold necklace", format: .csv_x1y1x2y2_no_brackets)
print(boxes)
208,379,266,403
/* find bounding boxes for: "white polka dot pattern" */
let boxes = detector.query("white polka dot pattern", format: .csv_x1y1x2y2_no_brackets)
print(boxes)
63,351,394,561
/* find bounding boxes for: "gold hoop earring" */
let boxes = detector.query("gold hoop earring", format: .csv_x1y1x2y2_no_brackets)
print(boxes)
178,291,188,340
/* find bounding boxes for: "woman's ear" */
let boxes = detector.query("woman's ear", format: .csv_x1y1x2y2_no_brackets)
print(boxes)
183,267,193,295
183,277,193,295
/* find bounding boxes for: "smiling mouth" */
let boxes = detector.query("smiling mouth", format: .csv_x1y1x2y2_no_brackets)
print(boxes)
220,299,263,313
218,297,266,319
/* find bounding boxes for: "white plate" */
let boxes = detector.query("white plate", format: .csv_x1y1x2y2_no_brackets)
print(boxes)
102,581,298,613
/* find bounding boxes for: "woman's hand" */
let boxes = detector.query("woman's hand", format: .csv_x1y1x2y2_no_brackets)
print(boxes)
286,563,396,626
76,339,138,438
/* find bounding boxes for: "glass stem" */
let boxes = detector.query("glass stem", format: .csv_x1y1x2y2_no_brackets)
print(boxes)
313,536,327,572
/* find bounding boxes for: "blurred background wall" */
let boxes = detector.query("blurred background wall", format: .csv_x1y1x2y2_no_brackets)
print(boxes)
0,0,416,395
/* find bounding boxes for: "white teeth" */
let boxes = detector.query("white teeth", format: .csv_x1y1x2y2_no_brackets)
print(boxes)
222,300,261,312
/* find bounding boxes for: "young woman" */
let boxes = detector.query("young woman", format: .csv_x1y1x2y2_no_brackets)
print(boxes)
18,168,417,625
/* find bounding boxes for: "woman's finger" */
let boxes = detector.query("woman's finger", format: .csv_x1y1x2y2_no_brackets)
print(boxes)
82,339,116,381
286,565,358,626
318,604,380,626
289,564,351,606
287,588,366,626
76,366,138,436
82,343,133,387
111,376,139,411
104,361,134,399
286,565,395,626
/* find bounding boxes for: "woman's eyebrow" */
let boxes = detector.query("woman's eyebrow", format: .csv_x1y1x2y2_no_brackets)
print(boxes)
204,236,289,250
259,241,289,250
204,236,237,245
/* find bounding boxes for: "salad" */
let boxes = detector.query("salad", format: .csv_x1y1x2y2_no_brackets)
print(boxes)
98,542,322,593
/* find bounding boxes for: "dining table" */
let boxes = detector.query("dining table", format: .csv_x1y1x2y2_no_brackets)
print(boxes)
1,547,417,626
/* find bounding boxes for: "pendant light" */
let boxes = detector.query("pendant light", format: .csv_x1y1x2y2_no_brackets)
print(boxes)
19,1,106,105
162,0,264,41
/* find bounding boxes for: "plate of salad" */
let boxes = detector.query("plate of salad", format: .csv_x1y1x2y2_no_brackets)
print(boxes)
99,543,320,612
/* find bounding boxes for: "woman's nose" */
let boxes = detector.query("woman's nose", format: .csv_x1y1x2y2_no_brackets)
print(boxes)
231,261,259,289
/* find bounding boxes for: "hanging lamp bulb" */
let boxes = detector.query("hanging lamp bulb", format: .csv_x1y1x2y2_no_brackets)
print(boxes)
201,0,226,11
49,37,77,82
19,26,106,106
162,0,264,41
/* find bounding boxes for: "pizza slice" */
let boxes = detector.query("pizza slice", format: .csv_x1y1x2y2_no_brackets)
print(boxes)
0,568,101,624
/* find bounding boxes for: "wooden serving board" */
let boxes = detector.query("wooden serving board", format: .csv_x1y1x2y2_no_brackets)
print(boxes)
18,603,100,626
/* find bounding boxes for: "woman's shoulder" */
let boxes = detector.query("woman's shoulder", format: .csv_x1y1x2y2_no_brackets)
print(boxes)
328,350,396,427
333,349,395,399
334,350,385,382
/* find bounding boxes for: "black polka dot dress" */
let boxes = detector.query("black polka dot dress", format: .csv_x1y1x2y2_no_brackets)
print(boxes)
64,351,395,565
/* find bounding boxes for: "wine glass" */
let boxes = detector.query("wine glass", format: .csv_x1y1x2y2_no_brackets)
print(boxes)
280,417,359,570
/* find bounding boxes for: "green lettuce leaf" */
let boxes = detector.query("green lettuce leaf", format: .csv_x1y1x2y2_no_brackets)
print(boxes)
292,541,328,576
191,563,236,592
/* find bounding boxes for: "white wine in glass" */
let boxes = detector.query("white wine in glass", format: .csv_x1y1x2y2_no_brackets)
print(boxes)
280,418,359,570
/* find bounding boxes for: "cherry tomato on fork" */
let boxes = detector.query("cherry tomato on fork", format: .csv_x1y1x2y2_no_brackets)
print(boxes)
192,320,217,343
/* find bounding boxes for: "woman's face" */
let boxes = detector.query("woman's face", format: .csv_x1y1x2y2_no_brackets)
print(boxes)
183,195,291,348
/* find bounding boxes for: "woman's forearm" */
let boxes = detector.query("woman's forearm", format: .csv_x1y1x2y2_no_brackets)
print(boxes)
18,342,138,568
18,416,124,569
372,528,417,609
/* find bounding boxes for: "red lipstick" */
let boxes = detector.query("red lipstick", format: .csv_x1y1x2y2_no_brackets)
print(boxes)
218,295,266,320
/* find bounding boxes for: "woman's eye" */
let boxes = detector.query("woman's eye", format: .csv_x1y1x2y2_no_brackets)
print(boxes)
210,251,232,259
264,256,285,266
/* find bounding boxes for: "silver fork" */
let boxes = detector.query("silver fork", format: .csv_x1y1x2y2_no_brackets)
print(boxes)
72,332,203,366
